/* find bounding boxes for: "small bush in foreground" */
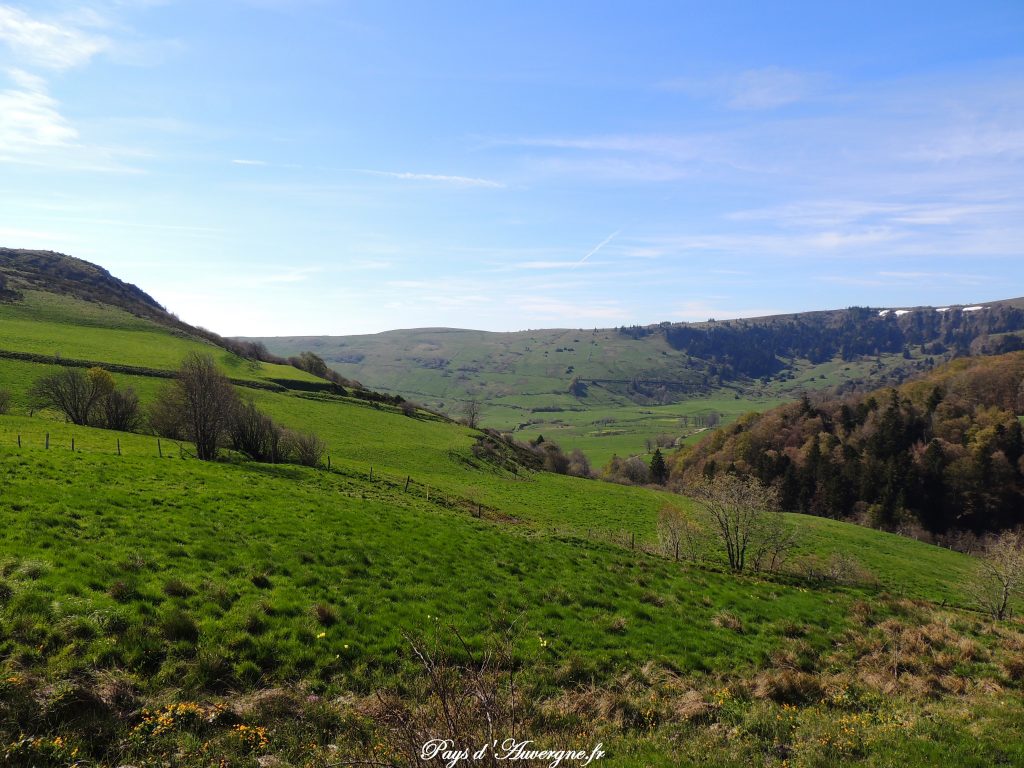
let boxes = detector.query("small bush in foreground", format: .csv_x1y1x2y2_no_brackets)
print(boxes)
286,430,326,468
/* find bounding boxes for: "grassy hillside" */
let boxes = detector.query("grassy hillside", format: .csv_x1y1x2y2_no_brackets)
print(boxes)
2,262,1024,766
0,291,324,392
2,418,1020,766
252,298,1024,464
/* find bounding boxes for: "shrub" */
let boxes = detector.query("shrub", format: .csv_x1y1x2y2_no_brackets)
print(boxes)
147,389,187,439
286,430,327,468
601,454,651,485
229,400,285,462
567,448,592,478
100,387,140,431
539,442,570,474
0,388,11,414
969,530,1024,620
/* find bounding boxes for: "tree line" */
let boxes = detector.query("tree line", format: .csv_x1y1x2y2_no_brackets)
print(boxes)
657,304,1024,379
26,352,327,467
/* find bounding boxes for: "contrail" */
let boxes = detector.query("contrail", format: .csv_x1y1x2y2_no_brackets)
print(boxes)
574,229,620,268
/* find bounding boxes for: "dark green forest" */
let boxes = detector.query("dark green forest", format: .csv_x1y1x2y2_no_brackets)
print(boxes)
650,304,1024,379
672,351,1024,537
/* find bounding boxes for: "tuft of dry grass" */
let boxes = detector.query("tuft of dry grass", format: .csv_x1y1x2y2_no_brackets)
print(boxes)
312,602,338,626
752,669,823,704
713,610,743,633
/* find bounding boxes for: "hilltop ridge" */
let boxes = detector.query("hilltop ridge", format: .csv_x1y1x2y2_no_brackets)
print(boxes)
1,248,166,319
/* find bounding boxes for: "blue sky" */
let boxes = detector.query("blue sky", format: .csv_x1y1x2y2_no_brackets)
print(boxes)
1,1,1022,335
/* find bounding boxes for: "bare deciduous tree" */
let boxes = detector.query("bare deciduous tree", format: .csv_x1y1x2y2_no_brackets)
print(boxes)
29,366,115,425
970,530,1024,620
461,398,482,429
658,506,685,562
152,353,238,461
0,388,11,415
658,505,708,564
749,509,801,574
689,474,781,572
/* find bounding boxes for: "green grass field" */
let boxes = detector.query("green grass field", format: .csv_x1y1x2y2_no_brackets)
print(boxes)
253,327,934,466
0,291,322,386
1,289,1023,767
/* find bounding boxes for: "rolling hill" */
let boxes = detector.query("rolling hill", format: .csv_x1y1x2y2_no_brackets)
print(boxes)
249,298,1024,465
1,250,1023,766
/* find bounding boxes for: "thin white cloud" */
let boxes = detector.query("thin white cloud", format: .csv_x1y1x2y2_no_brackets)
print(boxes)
232,158,268,166
659,66,820,110
0,4,109,70
807,228,898,250
727,67,815,110
728,199,1015,228
0,68,141,171
0,68,77,152
906,127,1024,162
514,260,592,270
359,169,504,188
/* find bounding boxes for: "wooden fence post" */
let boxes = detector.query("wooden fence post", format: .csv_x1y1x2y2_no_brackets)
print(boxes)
117,438,121,456
158,438,162,458
17,434,21,448
404,475,410,492
71,437,75,452
45,433,49,449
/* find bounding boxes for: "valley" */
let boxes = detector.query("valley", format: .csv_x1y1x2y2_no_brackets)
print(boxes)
0,251,1022,766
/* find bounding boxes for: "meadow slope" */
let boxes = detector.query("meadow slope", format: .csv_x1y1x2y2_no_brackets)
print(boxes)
1,288,1022,766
